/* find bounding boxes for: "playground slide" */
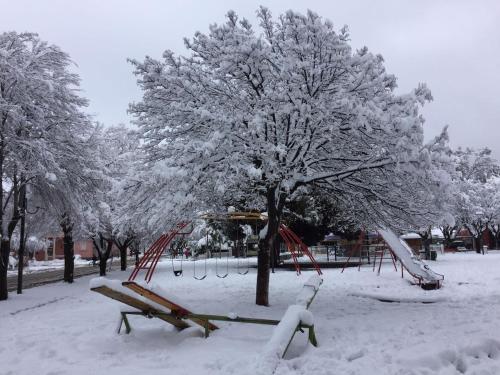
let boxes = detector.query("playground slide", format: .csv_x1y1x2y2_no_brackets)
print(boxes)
378,228,444,286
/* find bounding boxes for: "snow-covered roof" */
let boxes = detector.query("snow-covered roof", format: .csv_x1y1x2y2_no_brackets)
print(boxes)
400,232,421,239
323,233,341,241
431,228,444,238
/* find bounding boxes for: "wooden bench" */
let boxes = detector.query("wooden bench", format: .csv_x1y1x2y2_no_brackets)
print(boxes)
90,283,191,333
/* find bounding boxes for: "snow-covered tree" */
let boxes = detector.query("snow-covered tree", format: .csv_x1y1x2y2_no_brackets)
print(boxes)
101,126,141,272
488,179,500,249
129,9,450,305
456,177,500,252
447,147,500,252
85,200,115,276
0,32,95,299
455,147,500,182
81,125,146,275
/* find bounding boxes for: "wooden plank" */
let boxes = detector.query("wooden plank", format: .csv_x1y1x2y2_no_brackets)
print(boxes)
122,281,218,331
91,285,190,329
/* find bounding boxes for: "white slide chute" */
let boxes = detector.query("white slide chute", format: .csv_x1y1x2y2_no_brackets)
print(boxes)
378,228,444,289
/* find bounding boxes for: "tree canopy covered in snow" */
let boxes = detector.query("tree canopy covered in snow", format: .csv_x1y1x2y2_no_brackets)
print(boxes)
447,148,500,251
129,8,451,305
0,31,97,296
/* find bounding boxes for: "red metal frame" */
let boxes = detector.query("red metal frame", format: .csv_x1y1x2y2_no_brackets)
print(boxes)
130,220,322,282
278,225,322,276
128,234,169,281
129,221,192,283
278,226,301,275
281,225,322,275
372,241,398,275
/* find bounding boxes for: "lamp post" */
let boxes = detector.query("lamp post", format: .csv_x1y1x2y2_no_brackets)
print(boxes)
17,191,41,294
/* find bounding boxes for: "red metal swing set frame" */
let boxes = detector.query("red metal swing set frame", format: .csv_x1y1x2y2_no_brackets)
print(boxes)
128,218,322,283
129,221,194,283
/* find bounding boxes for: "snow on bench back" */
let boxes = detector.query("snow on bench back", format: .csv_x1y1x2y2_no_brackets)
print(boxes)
295,275,323,308
255,305,313,374
254,275,322,374
378,228,443,282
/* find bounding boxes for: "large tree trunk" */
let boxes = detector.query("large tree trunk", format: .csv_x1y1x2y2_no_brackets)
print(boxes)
95,237,113,277
119,245,127,271
63,231,74,283
60,214,75,283
271,236,280,270
418,227,432,259
114,235,134,271
130,240,140,266
0,134,5,301
0,239,10,300
423,234,431,260
2,175,23,299
99,254,107,276
256,187,283,306
440,225,455,249
473,236,482,254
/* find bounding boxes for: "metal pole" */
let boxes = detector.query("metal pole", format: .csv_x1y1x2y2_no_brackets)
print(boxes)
17,194,26,294
271,237,275,274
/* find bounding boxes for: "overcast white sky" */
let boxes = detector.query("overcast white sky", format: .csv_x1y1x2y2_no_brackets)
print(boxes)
2,0,500,156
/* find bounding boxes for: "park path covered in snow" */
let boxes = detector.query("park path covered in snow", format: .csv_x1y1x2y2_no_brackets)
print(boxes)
2,252,500,375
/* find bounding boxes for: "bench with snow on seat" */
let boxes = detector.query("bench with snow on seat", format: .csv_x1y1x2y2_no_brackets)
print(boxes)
90,275,322,353
263,275,322,358
253,275,323,375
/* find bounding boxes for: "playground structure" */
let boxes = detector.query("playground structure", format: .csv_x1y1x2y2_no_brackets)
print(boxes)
90,275,323,361
90,213,325,365
378,228,444,289
128,214,322,283
339,228,444,289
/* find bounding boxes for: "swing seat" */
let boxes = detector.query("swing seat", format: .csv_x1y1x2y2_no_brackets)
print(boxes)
173,270,183,277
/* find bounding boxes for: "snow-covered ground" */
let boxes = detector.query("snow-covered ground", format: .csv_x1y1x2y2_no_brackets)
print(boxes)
2,252,500,375
7,256,103,276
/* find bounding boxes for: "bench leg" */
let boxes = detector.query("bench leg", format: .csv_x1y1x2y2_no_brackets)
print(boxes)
308,325,318,347
118,312,132,334
204,320,210,338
